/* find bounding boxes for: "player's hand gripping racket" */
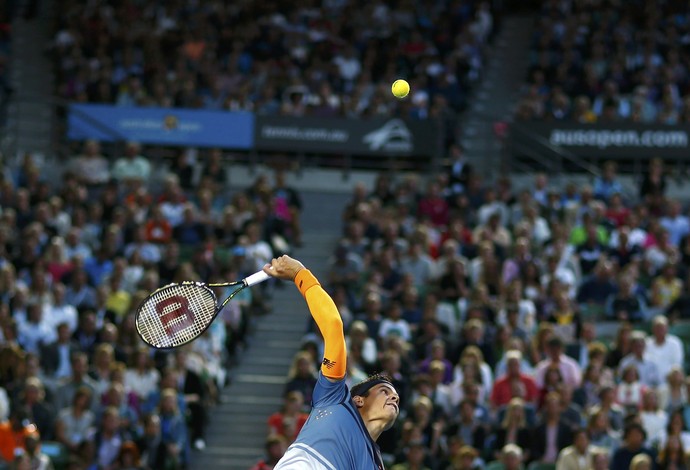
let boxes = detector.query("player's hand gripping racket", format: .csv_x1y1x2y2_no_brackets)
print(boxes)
135,270,271,348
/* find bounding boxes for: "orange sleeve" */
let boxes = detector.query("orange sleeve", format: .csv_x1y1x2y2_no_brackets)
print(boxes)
295,269,347,379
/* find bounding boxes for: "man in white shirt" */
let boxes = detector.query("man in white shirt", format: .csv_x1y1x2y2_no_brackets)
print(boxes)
645,315,684,382
18,303,56,355
112,141,151,183
378,302,412,343
618,331,662,388
46,283,78,333
69,139,111,187
556,428,593,470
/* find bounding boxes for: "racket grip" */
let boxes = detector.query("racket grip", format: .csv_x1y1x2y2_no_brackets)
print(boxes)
244,270,271,287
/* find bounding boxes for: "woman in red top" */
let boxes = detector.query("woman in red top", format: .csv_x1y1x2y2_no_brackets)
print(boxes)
267,391,309,443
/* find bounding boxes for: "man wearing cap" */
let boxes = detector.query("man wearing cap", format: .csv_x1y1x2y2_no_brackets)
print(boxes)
265,256,399,470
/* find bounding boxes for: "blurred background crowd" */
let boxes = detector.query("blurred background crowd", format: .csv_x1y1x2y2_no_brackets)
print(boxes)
5,0,690,469
52,0,494,119
516,0,690,123
264,155,690,470
0,142,304,470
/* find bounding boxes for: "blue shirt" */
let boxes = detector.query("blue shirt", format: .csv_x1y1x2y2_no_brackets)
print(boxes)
275,372,385,469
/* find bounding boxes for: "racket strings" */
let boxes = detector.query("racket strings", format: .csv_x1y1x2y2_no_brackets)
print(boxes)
137,284,217,348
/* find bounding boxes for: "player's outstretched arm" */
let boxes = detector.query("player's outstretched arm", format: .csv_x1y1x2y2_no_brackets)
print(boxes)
264,255,346,381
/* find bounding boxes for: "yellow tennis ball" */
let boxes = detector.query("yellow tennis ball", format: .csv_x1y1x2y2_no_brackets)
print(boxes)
392,79,410,99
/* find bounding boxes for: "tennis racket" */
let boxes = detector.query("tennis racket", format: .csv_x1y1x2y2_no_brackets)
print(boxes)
135,270,272,349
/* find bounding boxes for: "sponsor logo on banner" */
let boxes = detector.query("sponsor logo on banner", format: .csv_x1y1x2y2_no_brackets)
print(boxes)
260,125,349,143
511,121,690,159
549,129,688,149
363,119,412,152
68,104,254,149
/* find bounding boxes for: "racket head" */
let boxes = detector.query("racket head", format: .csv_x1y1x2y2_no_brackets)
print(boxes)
135,282,219,349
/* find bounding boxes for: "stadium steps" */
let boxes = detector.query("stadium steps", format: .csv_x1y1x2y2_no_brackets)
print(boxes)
5,0,55,158
189,190,350,470
460,14,533,179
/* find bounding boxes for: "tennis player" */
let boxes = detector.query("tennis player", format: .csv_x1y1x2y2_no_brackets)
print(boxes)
263,255,399,470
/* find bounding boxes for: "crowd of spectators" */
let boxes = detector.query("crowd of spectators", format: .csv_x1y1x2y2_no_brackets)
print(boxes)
0,141,304,469
516,0,690,123
52,0,497,120
258,151,690,470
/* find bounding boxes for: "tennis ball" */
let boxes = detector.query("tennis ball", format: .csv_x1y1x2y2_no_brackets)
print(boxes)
391,79,410,99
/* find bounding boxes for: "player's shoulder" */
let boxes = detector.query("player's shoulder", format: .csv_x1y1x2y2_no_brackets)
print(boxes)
312,372,353,408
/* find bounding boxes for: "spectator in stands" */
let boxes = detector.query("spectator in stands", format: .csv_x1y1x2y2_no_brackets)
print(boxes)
640,158,667,207
391,438,432,470
446,145,472,196
534,336,582,391
610,423,656,470
54,386,95,454
530,391,573,464
157,389,188,469
136,414,167,470
660,201,690,248
492,397,532,462
639,389,668,449
379,302,413,344
657,368,687,413
71,311,99,357
0,407,35,465
250,434,287,470
607,276,645,322
17,303,54,355
576,260,617,314
345,321,377,371
645,316,684,385
555,427,594,470
68,140,110,190
102,383,137,439
64,269,96,312
587,407,621,453
123,348,160,404
112,142,151,185
271,170,302,247
19,378,54,441
267,391,308,444
39,322,77,385
93,406,124,469
500,444,524,470
490,350,539,408
283,351,317,409
144,205,173,245
649,264,683,315
619,331,661,389
54,353,97,413
593,161,624,203
22,430,52,470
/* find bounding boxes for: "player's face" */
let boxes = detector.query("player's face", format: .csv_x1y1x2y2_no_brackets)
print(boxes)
365,384,400,428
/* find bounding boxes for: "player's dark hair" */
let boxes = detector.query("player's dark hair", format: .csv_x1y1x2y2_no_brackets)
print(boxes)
350,373,394,398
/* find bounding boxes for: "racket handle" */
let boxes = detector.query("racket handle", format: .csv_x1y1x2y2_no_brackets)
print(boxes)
244,269,271,287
